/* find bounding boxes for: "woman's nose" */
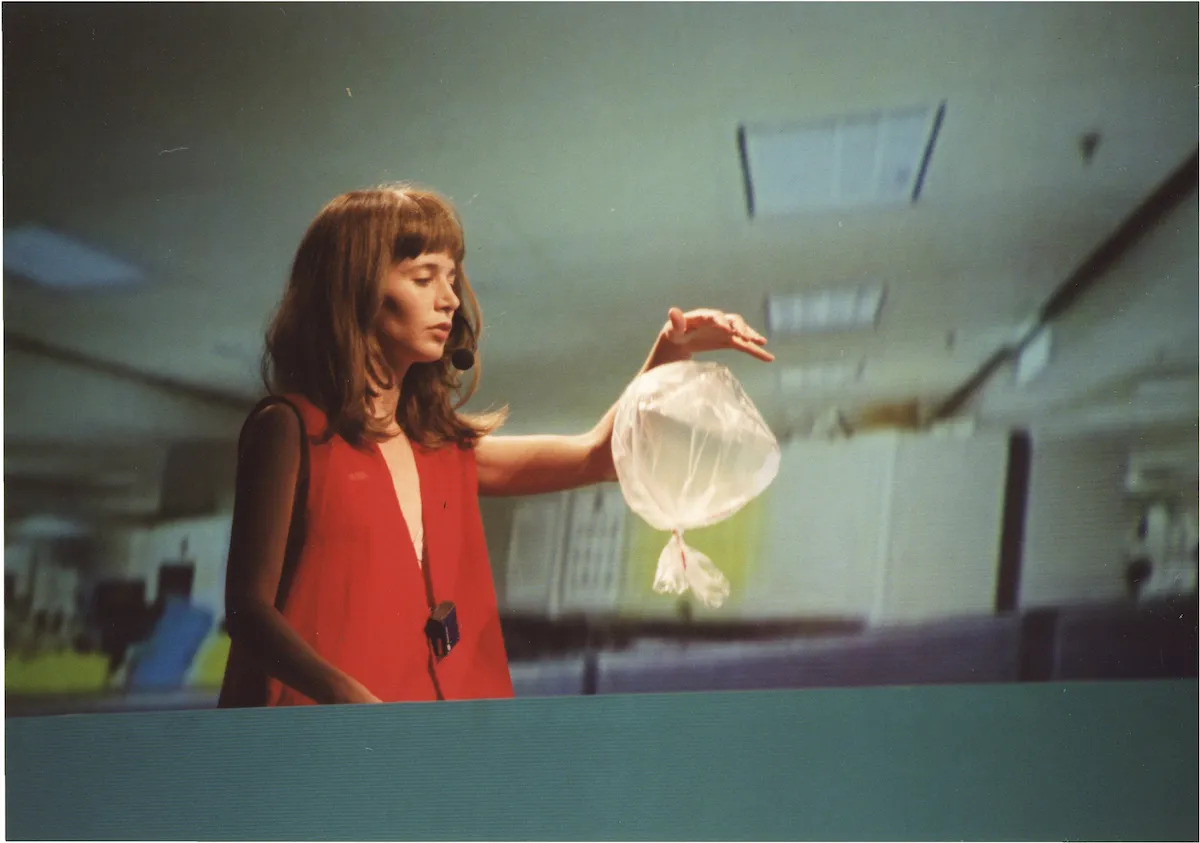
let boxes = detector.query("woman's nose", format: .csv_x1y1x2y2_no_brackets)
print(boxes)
439,281,460,312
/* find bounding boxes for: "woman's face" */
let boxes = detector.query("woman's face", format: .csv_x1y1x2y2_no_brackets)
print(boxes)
375,251,461,370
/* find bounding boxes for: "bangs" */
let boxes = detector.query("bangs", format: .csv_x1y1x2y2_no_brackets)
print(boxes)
390,190,466,264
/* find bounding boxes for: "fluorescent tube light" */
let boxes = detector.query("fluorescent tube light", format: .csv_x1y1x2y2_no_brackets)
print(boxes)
778,359,866,393
3,224,145,289
765,284,885,337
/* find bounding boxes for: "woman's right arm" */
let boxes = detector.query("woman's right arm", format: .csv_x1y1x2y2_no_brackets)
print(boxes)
224,402,381,705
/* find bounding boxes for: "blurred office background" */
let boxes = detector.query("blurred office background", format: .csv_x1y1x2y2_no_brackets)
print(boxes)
4,3,1197,716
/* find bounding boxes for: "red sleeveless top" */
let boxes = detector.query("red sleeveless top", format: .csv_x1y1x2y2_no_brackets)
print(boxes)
219,394,514,706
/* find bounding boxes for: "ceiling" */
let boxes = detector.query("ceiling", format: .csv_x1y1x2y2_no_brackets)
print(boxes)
3,3,1197,515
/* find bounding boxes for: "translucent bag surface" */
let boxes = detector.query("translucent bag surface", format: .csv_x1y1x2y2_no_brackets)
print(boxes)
612,360,780,607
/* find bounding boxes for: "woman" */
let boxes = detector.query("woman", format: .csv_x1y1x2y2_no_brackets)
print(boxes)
218,185,773,707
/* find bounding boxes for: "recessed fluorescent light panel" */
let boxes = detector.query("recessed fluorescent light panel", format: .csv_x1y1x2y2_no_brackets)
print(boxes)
738,101,946,218
765,283,885,337
779,359,866,393
3,223,145,289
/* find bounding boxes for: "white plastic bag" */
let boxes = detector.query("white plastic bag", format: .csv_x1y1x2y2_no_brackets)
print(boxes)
612,360,780,608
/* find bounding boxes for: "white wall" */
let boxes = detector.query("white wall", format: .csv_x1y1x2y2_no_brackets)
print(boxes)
133,516,232,617
749,434,896,619
751,430,1010,625
503,493,568,614
1019,433,1136,608
91,514,232,619
879,432,1009,623
498,429,1013,625
499,427,1160,621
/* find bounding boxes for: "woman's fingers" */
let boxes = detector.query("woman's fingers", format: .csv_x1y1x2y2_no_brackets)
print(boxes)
666,306,772,359
733,335,776,362
723,313,769,348
739,321,768,345
667,307,688,337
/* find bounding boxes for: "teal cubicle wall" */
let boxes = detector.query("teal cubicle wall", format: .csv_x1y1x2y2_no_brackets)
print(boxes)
6,680,1197,840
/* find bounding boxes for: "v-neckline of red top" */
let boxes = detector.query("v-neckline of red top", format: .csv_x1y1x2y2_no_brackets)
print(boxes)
370,435,427,569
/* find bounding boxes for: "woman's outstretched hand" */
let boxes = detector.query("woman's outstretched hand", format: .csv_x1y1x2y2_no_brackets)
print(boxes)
330,675,383,705
662,307,775,362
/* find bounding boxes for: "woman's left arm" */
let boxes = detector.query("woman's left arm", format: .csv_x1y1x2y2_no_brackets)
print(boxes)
475,307,773,497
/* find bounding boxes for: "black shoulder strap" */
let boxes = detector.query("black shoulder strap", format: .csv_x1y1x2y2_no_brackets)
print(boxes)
243,395,310,611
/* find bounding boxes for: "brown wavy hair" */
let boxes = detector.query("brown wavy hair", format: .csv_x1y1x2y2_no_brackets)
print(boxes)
263,184,506,449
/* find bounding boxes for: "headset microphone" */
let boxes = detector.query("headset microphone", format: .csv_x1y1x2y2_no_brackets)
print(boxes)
450,348,475,371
